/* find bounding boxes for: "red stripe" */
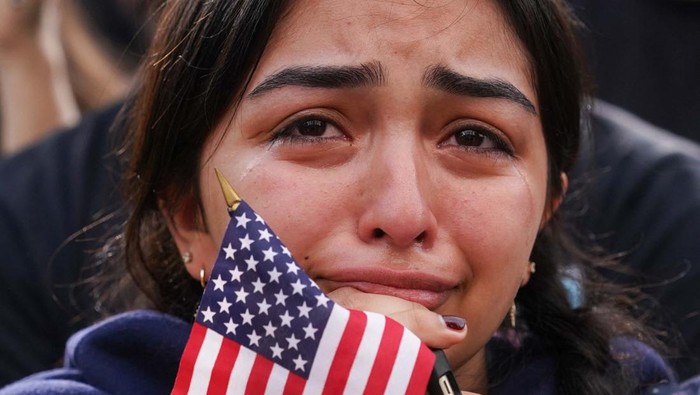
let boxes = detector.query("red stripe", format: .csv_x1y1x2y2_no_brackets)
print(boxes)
321,310,367,395
245,355,275,394
171,323,208,395
206,338,241,395
283,371,307,395
362,319,403,395
404,344,436,395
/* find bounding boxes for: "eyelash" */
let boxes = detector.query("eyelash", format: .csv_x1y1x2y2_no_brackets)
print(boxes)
268,115,346,146
441,123,515,157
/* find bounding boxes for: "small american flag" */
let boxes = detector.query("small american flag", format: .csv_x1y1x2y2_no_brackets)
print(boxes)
172,200,435,394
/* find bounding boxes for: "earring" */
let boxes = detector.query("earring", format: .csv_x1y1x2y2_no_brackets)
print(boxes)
199,267,207,288
509,302,517,328
182,251,193,264
529,261,536,274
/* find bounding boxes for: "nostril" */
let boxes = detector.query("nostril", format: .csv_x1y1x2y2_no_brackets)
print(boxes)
372,228,385,238
415,231,426,244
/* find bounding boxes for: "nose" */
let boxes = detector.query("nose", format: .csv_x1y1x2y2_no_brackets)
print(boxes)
357,141,438,249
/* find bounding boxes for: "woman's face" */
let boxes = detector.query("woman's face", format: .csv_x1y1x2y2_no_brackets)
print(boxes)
180,0,556,380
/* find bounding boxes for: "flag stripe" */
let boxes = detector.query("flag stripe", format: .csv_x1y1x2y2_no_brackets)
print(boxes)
321,310,367,395
342,312,385,395
245,355,275,394
302,306,350,395
362,318,403,394
404,345,436,395
172,323,208,395
206,338,241,395
226,345,257,395
384,328,424,394
283,371,306,394
264,363,290,395
188,328,224,394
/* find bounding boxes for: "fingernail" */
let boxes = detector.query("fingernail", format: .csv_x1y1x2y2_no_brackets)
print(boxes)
442,315,466,331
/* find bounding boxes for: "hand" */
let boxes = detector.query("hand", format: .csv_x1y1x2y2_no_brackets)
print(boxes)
328,287,467,349
328,287,480,394
0,0,43,51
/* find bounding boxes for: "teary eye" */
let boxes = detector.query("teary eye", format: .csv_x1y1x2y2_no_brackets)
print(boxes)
270,115,346,146
440,124,514,157
295,119,327,137
454,129,490,148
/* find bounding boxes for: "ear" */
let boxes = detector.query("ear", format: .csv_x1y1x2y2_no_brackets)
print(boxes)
539,172,568,229
160,196,219,281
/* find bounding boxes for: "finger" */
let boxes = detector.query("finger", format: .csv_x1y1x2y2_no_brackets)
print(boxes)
328,287,467,349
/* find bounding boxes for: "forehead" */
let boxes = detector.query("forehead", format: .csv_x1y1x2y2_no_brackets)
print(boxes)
255,0,534,99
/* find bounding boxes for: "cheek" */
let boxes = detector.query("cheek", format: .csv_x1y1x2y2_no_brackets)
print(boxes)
203,154,346,270
446,174,542,267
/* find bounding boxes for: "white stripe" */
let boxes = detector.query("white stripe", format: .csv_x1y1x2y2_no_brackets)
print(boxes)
384,328,422,394
342,312,385,395
187,329,223,394
303,306,350,395
225,346,257,395
264,363,289,395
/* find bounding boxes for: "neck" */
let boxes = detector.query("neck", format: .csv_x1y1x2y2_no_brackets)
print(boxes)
452,348,489,394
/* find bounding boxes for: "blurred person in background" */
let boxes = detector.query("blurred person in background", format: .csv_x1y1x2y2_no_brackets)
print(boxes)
0,0,152,155
0,0,157,385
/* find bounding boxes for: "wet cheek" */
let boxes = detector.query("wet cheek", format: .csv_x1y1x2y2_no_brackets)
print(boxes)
231,164,347,267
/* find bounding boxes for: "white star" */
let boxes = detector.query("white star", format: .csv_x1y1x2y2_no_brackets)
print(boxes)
274,289,287,306
297,302,312,318
229,267,243,282
303,323,317,340
247,330,261,347
254,213,265,224
234,287,249,303
281,246,291,257
286,334,300,350
240,309,254,326
236,213,251,228
217,297,232,314
262,247,278,262
267,267,282,283
286,261,299,275
257,299,272,315
315,293,330,308
201,306,215,323
292,354,307,372
279,311,293,327
251,278,265,294
270,342,284,359
258,228,273,242
223,243,236,260
212,275,226,292
224,318,238,335
239,234,254,250
291,279,306,296
263,320,277,337
244,256,258,272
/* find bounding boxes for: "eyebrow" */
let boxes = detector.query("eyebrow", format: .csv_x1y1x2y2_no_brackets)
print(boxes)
248,62,385,97
423,65,537,115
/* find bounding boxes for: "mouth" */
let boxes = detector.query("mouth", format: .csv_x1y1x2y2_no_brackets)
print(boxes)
317,268,457,310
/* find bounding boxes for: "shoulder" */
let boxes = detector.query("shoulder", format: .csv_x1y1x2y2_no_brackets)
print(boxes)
0,310,191,395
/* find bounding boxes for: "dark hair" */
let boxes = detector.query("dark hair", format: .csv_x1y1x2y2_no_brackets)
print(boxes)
115,1,658,393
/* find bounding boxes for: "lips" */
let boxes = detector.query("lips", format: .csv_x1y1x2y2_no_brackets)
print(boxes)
317,268,458,310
